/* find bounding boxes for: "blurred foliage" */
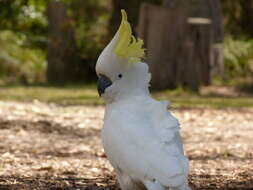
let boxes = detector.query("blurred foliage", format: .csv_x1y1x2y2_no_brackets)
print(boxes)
0,0,47,84
0,31,46,84
224,37,253,78
0,0,109,84
0,0,252,85
0,0,48,48
64,0,110,63
222,0,253,38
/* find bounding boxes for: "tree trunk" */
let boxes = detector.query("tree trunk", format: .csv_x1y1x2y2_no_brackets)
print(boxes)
208,0,224,76
138,0,223,91
183,20,212,89
138,3,188,89
47,1,86,83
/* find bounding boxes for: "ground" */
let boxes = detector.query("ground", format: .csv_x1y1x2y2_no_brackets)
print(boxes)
0,100,252,190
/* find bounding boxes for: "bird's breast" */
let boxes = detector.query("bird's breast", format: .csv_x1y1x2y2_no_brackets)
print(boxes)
101,117,151,179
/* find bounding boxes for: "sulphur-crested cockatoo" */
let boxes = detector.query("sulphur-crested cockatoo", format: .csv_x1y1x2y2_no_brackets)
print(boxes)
96,10,191,190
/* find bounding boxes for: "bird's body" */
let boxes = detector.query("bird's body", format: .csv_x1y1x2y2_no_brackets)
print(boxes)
95,10,191,190
102,87,190,190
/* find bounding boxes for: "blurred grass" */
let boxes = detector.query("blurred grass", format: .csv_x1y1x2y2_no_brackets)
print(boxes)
0,85,252,108
155,90,253,108
0,84,102,106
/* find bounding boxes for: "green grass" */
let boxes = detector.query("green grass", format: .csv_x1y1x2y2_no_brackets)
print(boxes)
0,84,252,108
0,84,103,106
155,90,253,108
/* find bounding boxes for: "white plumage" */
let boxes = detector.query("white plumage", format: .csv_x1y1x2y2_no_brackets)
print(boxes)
102,77,190,190
96,10,191,190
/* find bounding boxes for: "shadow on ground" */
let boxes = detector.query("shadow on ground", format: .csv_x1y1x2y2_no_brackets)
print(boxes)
0,176,118,190
0,174,253,190
0,102,252,189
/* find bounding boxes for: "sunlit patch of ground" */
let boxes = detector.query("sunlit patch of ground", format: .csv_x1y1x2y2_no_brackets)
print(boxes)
0,101,252,189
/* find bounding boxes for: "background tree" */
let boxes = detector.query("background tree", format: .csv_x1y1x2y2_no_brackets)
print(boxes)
0,0,252,85
47,1,87,83
0,0,47,84
138,0,223,91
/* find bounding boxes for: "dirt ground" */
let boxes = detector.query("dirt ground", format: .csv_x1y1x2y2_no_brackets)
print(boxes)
0,101,252,190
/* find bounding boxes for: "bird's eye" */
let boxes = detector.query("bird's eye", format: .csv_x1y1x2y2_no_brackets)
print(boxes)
118,74,122,79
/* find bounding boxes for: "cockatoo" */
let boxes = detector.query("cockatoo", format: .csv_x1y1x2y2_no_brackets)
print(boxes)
96,10,191,190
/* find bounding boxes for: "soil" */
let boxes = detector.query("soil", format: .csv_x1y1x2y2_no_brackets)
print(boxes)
0,101,252,190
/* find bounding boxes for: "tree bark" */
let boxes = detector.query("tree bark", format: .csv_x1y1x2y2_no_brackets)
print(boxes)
138,3,188,89
138,0,224,91
47,1,86,83
208,0,224,76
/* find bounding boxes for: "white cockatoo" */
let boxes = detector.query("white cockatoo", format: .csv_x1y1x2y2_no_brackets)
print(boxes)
96,10,191,190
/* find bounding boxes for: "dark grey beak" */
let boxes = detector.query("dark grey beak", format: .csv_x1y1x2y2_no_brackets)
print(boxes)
97,74,112,96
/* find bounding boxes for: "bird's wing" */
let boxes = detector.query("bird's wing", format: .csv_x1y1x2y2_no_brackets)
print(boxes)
109,108,189,187
150,100,183,149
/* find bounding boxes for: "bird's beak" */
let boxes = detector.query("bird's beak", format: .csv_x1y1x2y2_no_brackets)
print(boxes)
97,74,112,96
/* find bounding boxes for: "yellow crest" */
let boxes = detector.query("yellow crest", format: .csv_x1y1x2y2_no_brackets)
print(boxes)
114,10,145,63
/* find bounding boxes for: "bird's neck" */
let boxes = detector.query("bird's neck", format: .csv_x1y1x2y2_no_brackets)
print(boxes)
105,86,150,105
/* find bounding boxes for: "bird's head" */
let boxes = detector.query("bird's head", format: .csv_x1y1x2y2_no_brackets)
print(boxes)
96,10,151,102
